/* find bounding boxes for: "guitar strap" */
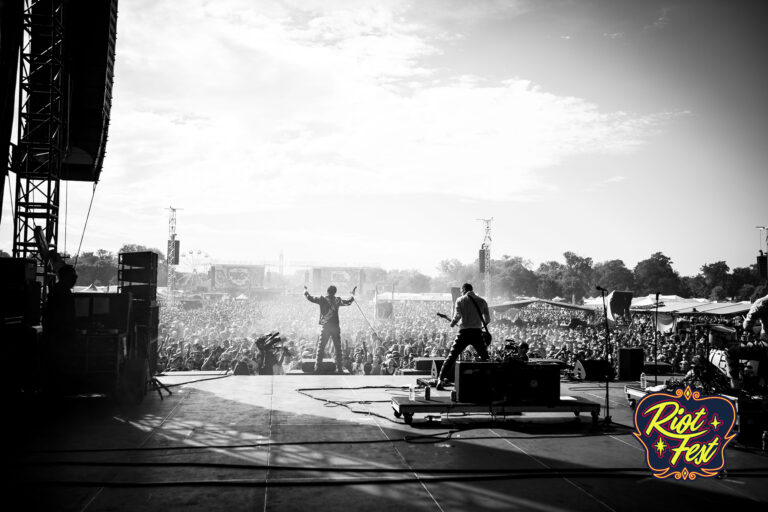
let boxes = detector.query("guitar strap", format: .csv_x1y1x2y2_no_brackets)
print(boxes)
467,294,491,339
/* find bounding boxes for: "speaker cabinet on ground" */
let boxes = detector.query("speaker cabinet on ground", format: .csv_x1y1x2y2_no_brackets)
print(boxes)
643,362,673,375
574,359,612,381
300,359,337,373
618,348,644,380
413,357,442,372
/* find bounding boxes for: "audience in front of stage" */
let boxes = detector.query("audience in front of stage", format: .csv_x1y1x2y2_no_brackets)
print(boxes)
155,295,764,387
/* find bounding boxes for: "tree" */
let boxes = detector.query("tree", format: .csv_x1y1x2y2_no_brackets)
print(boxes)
497,256,538,298
535,261,564,299
0,249,10,258
700,261,730,296
559,251,593,303
436,258,478,288
75,250,118,287
592,259,634,294
633,252,684,296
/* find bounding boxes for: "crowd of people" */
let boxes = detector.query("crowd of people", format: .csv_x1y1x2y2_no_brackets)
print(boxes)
155,292,767,390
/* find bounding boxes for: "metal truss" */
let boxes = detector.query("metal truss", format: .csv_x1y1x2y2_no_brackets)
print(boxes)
12,0,65,298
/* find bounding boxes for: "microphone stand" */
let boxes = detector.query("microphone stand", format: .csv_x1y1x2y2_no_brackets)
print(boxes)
599,288,612,426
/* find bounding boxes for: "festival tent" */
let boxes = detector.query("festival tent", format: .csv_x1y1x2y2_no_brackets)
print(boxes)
489,298,597,313
74,284,106,293
374,292,452,302
630,294,697,309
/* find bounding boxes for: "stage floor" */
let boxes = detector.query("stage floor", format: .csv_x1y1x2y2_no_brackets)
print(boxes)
13,373,768,511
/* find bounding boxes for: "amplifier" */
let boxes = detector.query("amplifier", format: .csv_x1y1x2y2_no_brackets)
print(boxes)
455,362,500,403
455,361,561,404
506,362,560,404
413,357,442,372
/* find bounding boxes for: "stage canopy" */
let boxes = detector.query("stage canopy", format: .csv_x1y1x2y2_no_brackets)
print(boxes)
490,298,597,313
375,293,452,302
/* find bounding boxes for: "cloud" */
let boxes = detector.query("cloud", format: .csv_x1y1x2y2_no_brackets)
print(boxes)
645,6,672,31
107,1,677,210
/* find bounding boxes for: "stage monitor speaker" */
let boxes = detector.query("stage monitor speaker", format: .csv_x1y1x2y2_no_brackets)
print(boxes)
574,359,612,381
618,348,644,380
300,359,337,374
413,357,441,372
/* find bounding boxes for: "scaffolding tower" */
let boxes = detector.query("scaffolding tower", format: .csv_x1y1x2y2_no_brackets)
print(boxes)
478,217,492,299
12,0,65,300
167,206,178,304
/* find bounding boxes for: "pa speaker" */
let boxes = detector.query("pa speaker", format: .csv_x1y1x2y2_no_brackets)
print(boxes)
413,357,441,372
300,359,337,373
574,359,612,381
758,254,767,279
618,348,644,380
119,251,158,269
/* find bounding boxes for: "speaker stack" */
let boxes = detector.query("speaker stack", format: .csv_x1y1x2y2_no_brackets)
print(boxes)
618,348,644,380
118,252,159,373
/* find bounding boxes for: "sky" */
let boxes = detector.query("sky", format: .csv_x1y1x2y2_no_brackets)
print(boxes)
2,0,767,277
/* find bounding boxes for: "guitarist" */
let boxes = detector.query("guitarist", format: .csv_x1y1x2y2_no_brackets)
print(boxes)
436,283,491,390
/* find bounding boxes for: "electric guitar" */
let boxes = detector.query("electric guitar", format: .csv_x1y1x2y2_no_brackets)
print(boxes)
435,313,493,346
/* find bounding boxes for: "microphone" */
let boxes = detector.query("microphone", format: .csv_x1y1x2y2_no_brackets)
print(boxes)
595,285,608,292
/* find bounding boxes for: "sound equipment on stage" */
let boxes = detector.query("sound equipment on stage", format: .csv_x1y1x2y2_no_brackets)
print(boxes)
643,362,673,375
413,357,441,372
0,258,40,326
300,359,337,374
454,361,561,404
73,293,133,332
455,362,498,403
618,348,644,380
508,362,560,404
574,359,612,381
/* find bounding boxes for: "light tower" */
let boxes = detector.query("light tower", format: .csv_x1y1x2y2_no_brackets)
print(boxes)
167,206,181,304
478,217,493,299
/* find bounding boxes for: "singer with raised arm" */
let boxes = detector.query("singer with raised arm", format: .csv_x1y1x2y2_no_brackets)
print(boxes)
304,285,355,374
436,283,491,390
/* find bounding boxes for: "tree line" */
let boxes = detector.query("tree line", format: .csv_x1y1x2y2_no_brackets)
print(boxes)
2,246,764,303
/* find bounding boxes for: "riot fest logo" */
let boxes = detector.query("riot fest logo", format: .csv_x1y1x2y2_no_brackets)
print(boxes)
633,386,736,480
